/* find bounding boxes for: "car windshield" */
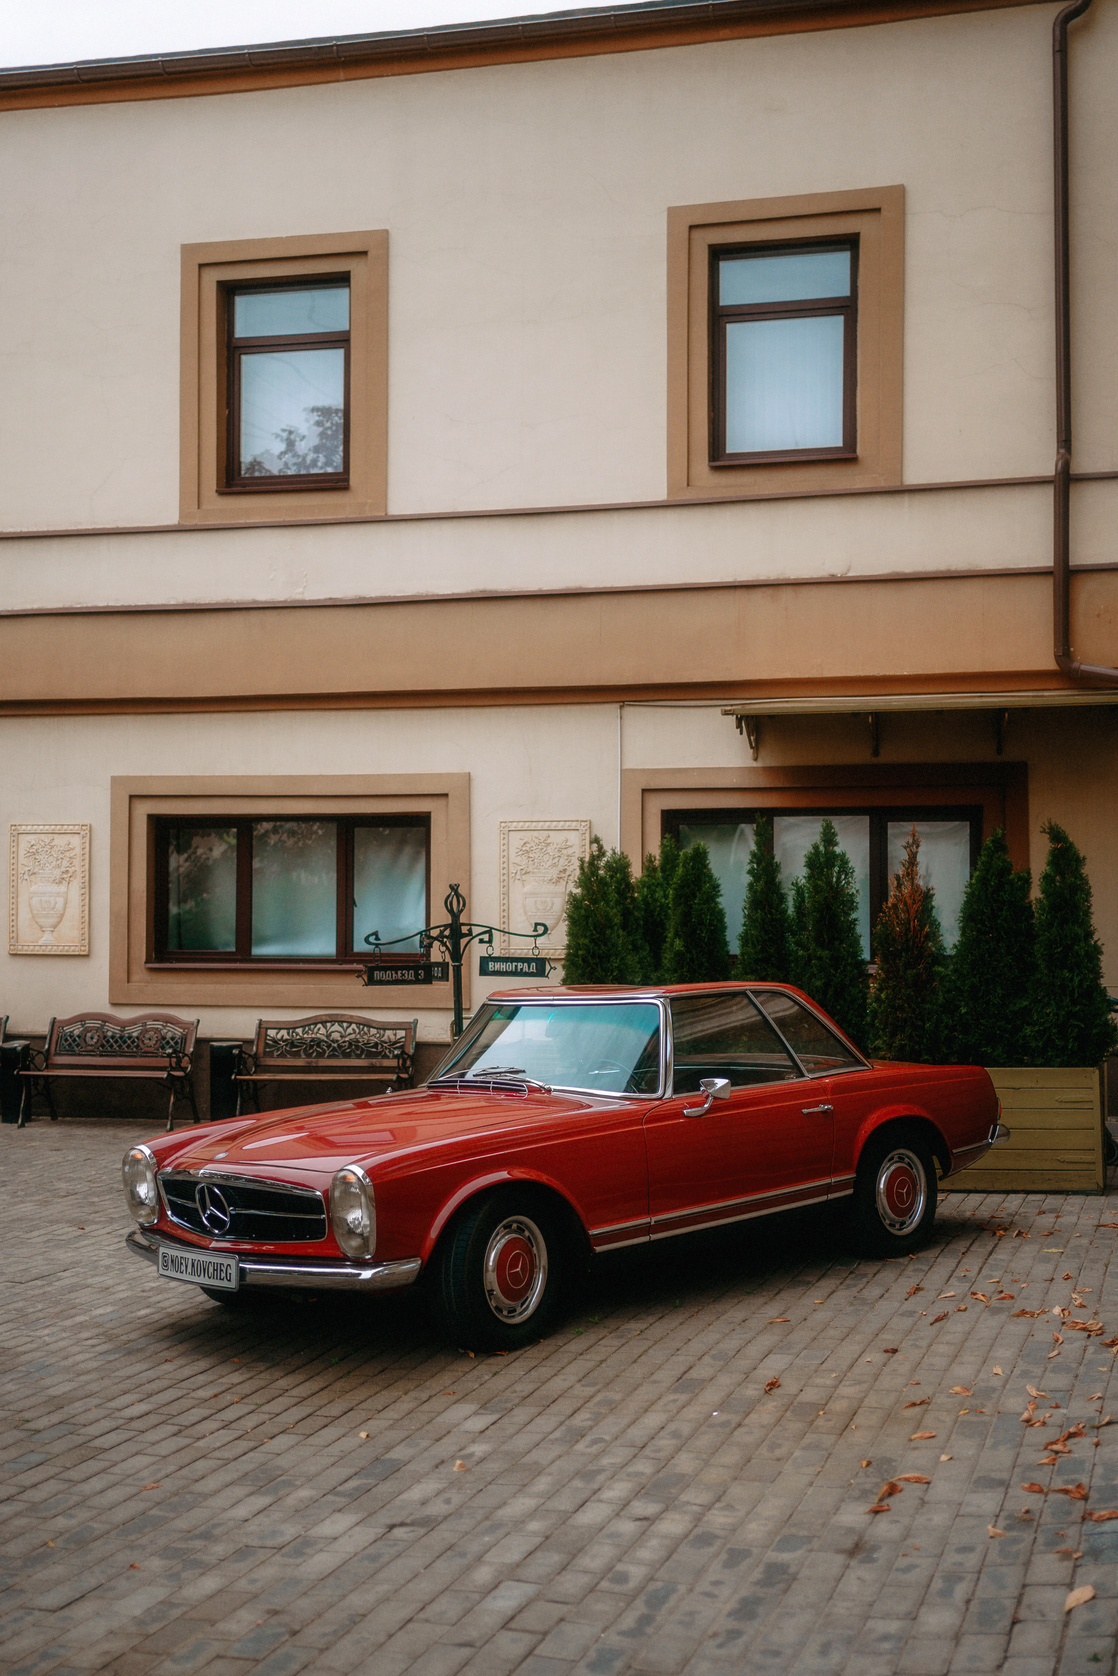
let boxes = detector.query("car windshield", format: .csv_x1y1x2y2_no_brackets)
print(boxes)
431,1001,662,1095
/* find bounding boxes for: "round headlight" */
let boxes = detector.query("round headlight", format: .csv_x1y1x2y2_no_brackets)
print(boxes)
330,1165,376,1260
122,1145,159,1226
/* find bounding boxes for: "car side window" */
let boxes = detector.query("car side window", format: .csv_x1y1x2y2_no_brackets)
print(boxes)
751,990,864,1074
669,992,800,1094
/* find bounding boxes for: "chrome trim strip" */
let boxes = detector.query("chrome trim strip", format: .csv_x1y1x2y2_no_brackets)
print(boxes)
587,1216,650,1236
952,1141,987,1156
648,1188,832,1239
190,1169,325,1202
649,1174,833,1227
126,1229,420,1291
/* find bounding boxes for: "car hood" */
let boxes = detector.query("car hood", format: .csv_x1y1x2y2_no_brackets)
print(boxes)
159,1084,647,1182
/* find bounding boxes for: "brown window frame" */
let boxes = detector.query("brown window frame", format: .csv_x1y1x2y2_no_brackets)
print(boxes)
662,803,983,942
152,813,431,967
179,230,388,525
224,279,352,493
667,186,904,499
709,238,859,467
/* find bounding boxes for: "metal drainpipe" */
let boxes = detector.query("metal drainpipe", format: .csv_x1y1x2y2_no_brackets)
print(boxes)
1052,0,1117,684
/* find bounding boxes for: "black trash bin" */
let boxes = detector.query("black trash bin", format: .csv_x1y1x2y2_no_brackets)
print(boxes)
0,1039,29,1124
208,1040,243,1121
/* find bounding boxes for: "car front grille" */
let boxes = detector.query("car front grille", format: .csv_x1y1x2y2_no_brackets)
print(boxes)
159,1172,327,1243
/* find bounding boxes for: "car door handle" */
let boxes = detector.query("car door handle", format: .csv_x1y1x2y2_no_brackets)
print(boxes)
801,1103,833,1115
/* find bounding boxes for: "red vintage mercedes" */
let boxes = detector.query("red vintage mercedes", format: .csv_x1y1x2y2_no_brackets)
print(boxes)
123,984,1005,1349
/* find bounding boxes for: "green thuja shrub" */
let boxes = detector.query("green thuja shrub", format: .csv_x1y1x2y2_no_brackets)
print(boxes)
603,846,647,981
635,834,679,983
939,828,1036,1066
791,818,868,1046
663,841,732,984
563,836,642,984
738,815,794,982
868,827,945,1062
1030,821,1117,1067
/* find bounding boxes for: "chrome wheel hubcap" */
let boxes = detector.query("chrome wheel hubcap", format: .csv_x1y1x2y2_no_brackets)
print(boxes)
483,1215,548,1321
875,1148,927,1235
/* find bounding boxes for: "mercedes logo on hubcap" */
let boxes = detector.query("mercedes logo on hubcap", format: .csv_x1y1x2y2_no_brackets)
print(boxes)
196,1183,232,1235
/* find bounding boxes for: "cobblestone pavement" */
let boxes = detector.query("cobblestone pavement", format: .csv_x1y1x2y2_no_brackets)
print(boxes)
3,1122,1118,1676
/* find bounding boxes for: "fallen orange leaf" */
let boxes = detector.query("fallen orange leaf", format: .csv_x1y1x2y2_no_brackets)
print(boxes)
1065,1585,1096,1612
1084,1509,1118,1522
141,1483,160,1491
866,1503,891,1513
895,1473,932,1484
768,1318,790,1323
1022,1482,1047,1494
1027,1385,1047,1399
902,1399,930,1409
910,1431,936,1440
453,1460,469,1471
931,1313,948,1324
764,1377,781,1393
950,1386,972,1396
988,1525,1006,1538
1051,1483,1088,1500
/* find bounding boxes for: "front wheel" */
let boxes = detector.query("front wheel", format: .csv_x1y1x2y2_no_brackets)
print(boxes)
431,1191,564,1351
850,1130,937,1257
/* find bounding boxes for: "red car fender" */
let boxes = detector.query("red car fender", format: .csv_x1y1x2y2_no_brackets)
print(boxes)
419,1165,589,1264
849,1103,950,1178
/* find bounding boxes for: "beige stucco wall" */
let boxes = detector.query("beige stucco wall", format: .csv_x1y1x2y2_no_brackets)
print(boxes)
0,1,1114,545
0,478,1116,613
2,700,1116,1040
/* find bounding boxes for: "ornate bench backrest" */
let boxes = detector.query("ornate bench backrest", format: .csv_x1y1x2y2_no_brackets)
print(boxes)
253,1013,415,1071
47,1012,198,1070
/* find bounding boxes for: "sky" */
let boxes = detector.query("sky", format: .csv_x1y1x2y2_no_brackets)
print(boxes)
0,0,609,72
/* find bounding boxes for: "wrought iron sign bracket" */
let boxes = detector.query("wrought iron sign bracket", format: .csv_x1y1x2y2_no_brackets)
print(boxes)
363,883,553,1037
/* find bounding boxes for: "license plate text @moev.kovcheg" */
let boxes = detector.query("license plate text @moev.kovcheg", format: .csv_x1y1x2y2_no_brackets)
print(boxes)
157,1245,238,1291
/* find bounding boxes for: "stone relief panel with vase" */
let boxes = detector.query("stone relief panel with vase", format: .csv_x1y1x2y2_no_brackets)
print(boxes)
9,825,90,955
498,820,590,957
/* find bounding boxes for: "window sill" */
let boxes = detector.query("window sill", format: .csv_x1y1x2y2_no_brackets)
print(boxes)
145,960,367,972
709,447,858,468
217,478,350,495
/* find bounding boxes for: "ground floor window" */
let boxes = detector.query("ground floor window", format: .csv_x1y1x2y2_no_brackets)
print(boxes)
156,816,429,963
664,807,981,954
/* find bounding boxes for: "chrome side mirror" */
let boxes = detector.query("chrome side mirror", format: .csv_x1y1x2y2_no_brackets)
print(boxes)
682,1076,731,1117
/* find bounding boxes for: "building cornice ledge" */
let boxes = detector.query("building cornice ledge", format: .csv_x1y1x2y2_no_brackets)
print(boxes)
0,0,1043,104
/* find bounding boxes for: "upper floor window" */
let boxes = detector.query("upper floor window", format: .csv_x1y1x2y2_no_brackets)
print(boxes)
667,186,903,498
711,242,857,464
180,230,387,525
229,283,350,489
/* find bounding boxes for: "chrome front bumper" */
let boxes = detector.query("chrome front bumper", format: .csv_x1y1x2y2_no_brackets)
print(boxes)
125,1228,422,1291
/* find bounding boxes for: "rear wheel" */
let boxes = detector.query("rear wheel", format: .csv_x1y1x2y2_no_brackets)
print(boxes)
851,1129,937,1257
431,1190,564,1350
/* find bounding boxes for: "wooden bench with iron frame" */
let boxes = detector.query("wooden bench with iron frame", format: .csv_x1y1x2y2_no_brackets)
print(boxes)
233,1013,418,1115
19,1011,199,1131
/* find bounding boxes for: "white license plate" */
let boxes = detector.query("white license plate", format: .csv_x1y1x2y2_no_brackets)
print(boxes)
157,1245,239,1291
